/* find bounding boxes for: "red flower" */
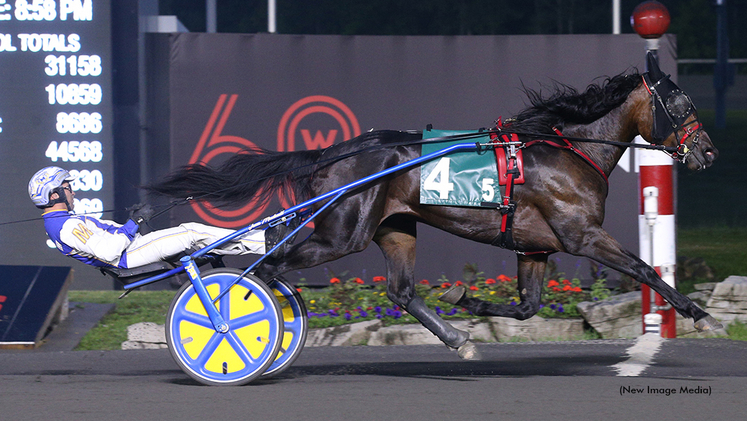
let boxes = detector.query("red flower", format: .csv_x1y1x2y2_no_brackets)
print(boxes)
330,277,341,284
419,279,430,285
455,281,463,286
547,280,560,288
441,282,452,288
354,278,364,284
562,279,571,285
485,278,496,284
563,285,572,291
552,287,562,292
498,274,512,283
373,276,386,283
572,287,583,292
296,288,303,293
469,286,479,291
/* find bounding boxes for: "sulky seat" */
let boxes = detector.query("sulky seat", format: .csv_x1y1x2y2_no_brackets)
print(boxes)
100,254,225,286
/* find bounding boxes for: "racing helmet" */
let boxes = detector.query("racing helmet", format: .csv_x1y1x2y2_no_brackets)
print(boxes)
28,166,75,208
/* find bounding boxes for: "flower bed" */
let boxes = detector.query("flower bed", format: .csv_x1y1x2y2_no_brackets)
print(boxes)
299,272,610,329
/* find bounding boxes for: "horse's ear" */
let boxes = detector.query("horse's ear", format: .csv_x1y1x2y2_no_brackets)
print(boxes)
646,51,664,81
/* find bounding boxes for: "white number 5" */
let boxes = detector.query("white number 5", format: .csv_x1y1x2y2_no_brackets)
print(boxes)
481,178,495,201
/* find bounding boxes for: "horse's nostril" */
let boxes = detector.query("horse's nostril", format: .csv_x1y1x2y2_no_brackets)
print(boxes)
705,148,718,161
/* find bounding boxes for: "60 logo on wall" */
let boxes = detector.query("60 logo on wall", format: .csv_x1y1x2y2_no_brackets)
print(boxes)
189,94,361,228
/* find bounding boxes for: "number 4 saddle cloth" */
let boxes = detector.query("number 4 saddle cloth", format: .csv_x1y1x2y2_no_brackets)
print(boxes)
419,128,523,208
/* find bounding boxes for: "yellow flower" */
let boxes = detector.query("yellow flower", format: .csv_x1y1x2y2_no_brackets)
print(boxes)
310,300,316,304
489,291,496,295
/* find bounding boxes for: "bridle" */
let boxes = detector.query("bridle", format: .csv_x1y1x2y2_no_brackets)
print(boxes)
641,73,702,164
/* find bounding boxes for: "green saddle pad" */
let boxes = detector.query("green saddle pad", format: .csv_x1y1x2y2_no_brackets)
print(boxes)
419,129,500,207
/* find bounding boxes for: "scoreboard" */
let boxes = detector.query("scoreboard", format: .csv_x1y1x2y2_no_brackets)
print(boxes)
0,0,113,266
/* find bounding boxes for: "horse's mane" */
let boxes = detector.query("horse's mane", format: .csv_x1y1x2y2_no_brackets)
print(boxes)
508,71,642,134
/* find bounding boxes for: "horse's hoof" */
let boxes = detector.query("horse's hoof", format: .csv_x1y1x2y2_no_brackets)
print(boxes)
457,341,481,361
439,285,466,305
693,315,724,332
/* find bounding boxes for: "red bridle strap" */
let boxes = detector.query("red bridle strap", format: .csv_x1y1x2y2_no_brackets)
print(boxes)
677,122,702,148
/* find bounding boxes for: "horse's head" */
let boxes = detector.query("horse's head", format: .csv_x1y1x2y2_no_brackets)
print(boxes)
637,52,718,171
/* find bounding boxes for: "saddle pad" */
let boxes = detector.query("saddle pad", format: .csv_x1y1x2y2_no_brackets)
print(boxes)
419,129,501,207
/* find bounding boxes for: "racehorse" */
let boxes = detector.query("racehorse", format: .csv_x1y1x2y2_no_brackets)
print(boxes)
149,54,721,358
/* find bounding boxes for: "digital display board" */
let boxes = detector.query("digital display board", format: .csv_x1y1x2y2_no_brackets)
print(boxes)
0,0,113,267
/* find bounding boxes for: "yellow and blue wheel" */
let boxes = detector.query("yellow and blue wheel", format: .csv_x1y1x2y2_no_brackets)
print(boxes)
166,268,283,386
262,276,308,378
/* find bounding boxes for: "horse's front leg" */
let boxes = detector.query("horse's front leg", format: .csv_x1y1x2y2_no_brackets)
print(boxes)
441,253,547,320
373,217,479,359
565,226,723,332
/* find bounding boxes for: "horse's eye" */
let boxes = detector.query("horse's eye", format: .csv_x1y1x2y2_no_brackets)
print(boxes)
665,90,693,119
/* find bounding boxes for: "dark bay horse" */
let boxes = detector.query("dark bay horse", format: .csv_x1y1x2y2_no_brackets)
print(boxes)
149,56,721,358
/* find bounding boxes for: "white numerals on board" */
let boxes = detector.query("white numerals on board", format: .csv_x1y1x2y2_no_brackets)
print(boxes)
73,198,103,218
45,140,103,163
45,83,102,105
68,169,103,192
45,55,102,77
56,112,102,134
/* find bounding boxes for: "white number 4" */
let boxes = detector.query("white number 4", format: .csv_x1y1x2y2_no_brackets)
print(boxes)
424,157,454,199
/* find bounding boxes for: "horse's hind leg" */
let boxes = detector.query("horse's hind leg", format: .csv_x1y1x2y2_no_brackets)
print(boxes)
373,217,472,353
442,253,547,320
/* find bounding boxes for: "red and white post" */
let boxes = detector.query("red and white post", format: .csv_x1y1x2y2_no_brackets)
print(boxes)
638,150,677,338
632,1,677,338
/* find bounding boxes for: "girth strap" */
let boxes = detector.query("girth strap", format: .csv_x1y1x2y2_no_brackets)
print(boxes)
489,131,520,250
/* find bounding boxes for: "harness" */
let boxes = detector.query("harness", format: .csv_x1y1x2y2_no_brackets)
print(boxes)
640,74,702,164
489,130,519,249
488,120,608,252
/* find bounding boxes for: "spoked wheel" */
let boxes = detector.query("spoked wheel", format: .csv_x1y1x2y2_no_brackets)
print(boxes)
166,268,283,386
262,276,308,378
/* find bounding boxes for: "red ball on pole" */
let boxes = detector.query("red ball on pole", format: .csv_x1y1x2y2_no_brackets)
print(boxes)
631,1,671,39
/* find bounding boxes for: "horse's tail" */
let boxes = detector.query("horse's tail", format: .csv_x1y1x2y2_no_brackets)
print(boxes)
146,149,322,207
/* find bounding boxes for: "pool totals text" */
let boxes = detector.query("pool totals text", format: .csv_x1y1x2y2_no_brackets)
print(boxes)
0,0,112,224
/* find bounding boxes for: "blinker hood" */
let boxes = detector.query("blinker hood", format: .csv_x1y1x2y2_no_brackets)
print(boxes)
643,52,696,144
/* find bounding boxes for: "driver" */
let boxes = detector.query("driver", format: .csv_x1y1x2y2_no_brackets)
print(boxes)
29,166,282,269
